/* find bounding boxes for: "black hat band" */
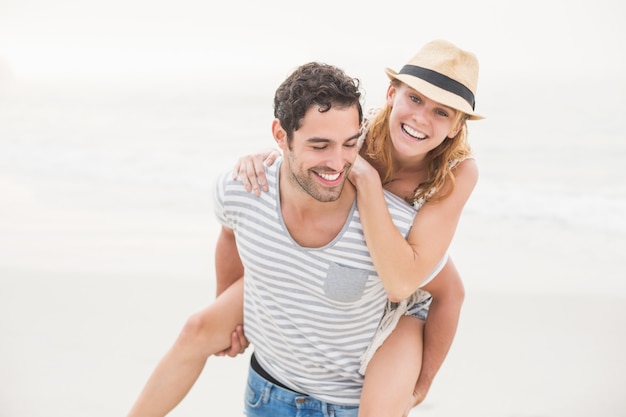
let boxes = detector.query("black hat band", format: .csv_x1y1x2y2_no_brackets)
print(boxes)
398,64,475,110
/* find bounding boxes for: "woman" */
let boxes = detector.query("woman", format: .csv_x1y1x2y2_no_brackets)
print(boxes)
126,39,483,417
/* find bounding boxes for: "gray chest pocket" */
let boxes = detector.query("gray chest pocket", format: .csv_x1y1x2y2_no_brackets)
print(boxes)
324,263,370,302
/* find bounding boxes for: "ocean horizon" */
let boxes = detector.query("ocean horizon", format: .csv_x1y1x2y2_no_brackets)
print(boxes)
2,72,624,252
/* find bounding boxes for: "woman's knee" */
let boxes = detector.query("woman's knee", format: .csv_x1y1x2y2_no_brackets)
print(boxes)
177,309,216,348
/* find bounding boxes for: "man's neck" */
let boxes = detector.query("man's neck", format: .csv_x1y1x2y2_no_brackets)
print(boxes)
278,167,356,248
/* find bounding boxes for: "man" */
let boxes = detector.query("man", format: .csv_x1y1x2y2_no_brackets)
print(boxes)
126,61,458,417
213,62,417,415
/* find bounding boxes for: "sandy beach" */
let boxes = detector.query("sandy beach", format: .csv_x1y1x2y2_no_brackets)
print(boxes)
1,166,625,417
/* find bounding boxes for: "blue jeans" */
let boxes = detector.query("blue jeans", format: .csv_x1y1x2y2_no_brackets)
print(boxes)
244,365,359,417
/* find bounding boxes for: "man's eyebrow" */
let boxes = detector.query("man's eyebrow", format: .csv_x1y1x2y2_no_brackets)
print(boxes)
305,137,331,143
305,132,360,144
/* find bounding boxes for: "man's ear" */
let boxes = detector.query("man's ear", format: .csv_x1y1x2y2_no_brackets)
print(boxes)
272,119,289,151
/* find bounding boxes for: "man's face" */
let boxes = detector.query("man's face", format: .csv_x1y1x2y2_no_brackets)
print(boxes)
280,105,361,203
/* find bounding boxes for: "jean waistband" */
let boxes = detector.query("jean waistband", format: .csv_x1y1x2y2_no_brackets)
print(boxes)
250,352,305,395
247,362,359,412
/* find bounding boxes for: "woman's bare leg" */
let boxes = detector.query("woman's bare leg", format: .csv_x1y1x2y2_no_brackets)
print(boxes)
126,277,244,417
358,315,425,417
359,259,465,417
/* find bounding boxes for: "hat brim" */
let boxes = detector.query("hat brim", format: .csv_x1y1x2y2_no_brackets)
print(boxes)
385,68,484,120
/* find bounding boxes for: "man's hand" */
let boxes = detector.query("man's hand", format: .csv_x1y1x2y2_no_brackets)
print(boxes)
215,325,249,357
402,376,432,416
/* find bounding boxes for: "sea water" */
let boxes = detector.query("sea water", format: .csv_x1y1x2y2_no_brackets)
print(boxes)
1,74,624,294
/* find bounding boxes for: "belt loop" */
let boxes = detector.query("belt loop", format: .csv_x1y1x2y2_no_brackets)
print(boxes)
262,383,271,405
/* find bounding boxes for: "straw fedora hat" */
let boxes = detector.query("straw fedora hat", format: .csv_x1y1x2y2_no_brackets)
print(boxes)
385,39,484,120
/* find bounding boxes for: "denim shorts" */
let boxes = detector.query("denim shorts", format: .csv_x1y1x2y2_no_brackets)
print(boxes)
405,291,432,321
244,365,359,417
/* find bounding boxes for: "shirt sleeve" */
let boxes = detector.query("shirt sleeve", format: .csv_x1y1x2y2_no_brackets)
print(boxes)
213,169,233,229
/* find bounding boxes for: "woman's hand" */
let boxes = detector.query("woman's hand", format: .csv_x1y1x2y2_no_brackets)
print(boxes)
348,154,381,190
232,148,281,196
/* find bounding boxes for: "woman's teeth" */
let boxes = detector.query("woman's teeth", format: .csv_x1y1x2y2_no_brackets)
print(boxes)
402,124,426,139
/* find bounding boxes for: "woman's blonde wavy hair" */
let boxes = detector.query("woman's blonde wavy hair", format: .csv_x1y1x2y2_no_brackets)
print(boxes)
360,83,472,205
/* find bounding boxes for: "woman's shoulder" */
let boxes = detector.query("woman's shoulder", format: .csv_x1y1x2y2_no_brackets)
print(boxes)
450,155,476,170
451,157,478,181
449,157,479,202
411,158,477,211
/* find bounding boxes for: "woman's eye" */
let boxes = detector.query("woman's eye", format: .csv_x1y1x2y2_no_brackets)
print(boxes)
436,110,449,117
410,95,421,103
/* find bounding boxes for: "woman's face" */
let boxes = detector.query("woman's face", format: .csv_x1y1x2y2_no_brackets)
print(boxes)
386,82,461,160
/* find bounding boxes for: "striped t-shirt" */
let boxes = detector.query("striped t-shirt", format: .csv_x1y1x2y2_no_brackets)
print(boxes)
213,158,415,405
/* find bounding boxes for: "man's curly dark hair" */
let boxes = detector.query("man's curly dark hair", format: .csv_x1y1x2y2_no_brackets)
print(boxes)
273,62,363,145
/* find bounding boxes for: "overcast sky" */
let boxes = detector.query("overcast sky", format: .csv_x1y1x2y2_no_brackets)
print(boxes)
0,0,623,92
